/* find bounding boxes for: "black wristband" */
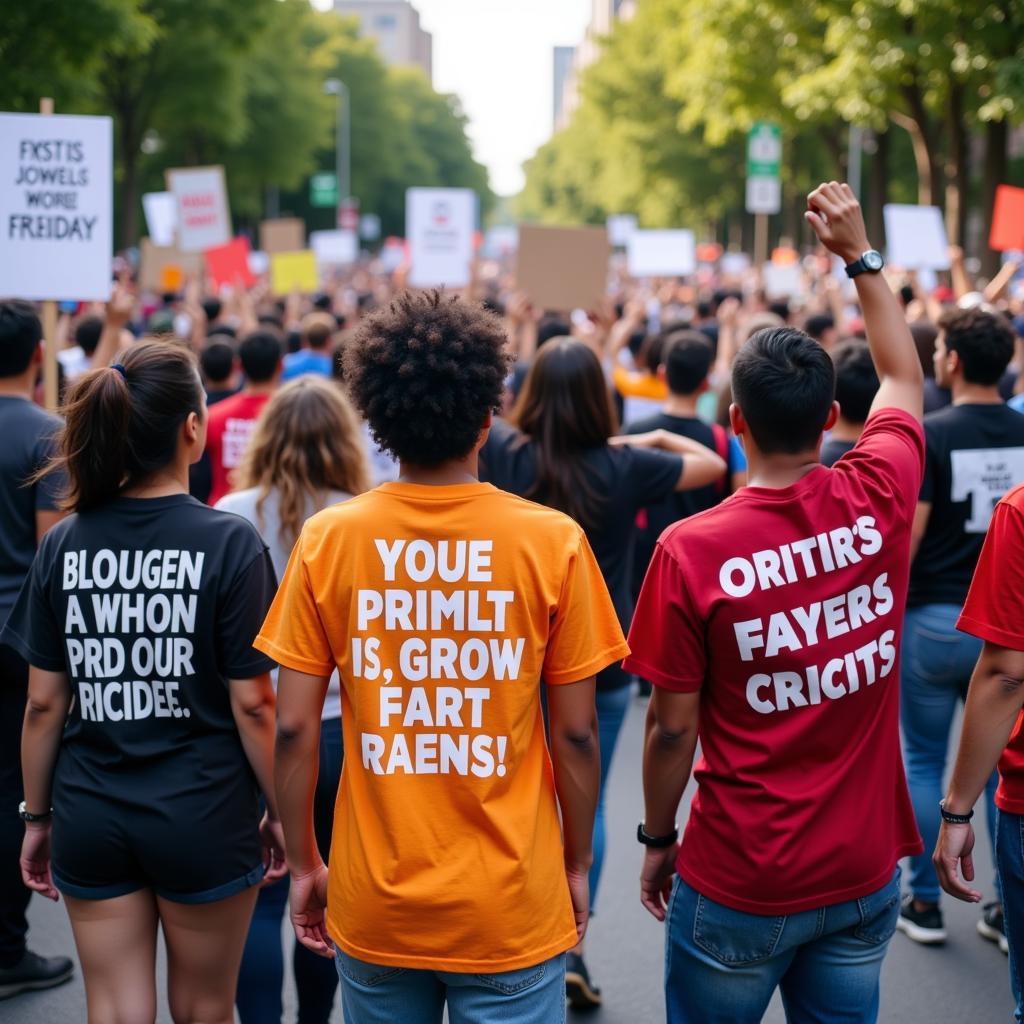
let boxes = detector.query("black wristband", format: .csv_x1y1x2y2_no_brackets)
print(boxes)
939,801,973,825
637,822,679,848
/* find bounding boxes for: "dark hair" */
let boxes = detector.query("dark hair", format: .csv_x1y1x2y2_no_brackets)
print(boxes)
832,340,878,425
200,339,235,385
662,331,714,396
257,313,284,331
769,300,790,322
239,330,282,383
49,341,204,511
537,315,570,348
509,337,618,532
74,315,103,356
732,327,836,454
208,322,236,339
910,322,938,378
345,290,508,466
939,307,1015,386
0,300,42,377
804,314,835,343
201,297,223,322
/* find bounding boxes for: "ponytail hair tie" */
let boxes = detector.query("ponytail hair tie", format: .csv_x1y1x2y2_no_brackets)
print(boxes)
112,363,128,381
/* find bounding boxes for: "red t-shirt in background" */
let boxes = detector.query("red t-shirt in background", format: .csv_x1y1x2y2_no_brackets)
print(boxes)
958,483,1024,814
204,392,271,506
624,409,925,915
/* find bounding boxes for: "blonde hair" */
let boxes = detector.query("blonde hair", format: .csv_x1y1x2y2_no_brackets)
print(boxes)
235,376,371,548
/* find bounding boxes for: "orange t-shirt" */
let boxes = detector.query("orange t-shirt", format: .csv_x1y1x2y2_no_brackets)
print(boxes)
254,481,629,972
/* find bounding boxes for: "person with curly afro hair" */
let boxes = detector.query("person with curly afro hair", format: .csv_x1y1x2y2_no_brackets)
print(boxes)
259,289,630,1024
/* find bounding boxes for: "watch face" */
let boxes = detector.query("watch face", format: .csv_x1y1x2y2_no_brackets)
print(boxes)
864,250,884,271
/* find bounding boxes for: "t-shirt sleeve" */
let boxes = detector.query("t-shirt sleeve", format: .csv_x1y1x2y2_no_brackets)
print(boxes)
32,422,65,512
254,532,336,677
625,447,683,506
216,547,279,678
835,408,925,523
543,530,630,685
623,540,705,692
958,497,1024,650
918,421,936,504
0,542,64,671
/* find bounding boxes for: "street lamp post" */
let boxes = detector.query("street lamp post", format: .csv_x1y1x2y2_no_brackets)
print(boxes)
323,78,351,221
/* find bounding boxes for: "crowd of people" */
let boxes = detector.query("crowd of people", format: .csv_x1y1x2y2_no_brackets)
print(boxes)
2,180,1024,1024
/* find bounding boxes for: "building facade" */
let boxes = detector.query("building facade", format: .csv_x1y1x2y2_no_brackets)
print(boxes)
333,0,433,82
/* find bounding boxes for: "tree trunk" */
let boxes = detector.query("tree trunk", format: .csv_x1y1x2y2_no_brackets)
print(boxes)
115,98,141,251
896,79,942,206
867,127,889,249
944,82,968,246
981,118,1009,279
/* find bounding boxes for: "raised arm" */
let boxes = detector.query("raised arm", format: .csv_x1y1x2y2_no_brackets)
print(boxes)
806,182,923,421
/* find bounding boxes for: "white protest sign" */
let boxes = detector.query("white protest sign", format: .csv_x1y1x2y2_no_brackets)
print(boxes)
720,252,751,276
762,262,802,298
142,191,177,247
607,214,638,247
883,204,950,271
481,225,518,259
406,187,475,288
626,229,696,277
0,112,112,300
311,229,358,267
166,165,231,252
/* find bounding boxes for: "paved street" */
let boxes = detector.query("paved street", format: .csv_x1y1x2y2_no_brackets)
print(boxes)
0,694,1014,1023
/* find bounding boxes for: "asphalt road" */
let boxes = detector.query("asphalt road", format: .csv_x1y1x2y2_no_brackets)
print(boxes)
0,694,1014,1023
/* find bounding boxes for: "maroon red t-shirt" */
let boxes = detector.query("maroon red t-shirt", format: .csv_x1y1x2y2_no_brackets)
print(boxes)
204,392,271,506
625,408,925,915
958,482,1024,814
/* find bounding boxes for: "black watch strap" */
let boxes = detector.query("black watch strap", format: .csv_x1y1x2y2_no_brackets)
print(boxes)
940,801,973,825
18,801,52,823
637,822,679,848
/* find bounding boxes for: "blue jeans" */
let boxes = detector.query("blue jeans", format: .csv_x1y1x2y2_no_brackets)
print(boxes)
900,604,998,903
591,684,631,912
334,950,565,1024
237,717,344,1024
997,810,1024,1022
665,870,901,1023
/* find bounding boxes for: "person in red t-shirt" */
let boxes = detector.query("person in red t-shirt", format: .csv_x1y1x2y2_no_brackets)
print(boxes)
625,183,925,1024
936,482,1024,1020
205,331,282,505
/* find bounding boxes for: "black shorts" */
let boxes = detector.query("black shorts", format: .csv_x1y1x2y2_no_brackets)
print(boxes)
50,786,264,904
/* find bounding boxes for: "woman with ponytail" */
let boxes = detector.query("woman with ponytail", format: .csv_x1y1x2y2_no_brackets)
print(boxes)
0,341,286,1024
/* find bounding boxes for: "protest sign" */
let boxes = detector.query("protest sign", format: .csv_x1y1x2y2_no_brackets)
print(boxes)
259,217,305,255
762,262,802,298
626,230,696,277
204,237,255,289
481,226,518,260
270,250,318,294
0,111,113,300
142,191,177,247
883,204,950,270
138,238,202,293
379,237,407,273
990,185,1024,253
720,252,751,276
406,187,475,287
516,225,609,312
166,165,231,252
606,214,638,247
248,250,270,276
310,229,358,267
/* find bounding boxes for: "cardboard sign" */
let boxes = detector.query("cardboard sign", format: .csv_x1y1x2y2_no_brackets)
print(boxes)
166,165,231,252
990,185,1024,253
270,250,318,294
515,225,609,312
0,112,113,300
259,217,305,255
406,187,475,287
310,229,358,267
626,230,696,278
606,214,638,247
883,204,950,270
138,238,202,293
142,191,177,247
205,237,255,289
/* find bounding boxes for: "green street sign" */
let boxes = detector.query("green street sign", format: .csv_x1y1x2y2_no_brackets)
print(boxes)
747,122,782,178
310,172,338,208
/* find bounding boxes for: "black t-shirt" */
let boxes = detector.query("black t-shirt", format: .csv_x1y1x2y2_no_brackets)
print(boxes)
821,437,857,468
910,403,1024,606
1,494,277,806
0,396,63,627
480,418,681,654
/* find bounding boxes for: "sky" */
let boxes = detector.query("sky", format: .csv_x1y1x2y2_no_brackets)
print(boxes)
313,0,592,196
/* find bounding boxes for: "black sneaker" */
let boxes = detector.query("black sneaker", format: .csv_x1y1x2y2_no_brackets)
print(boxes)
896,894,946,944
565,951,602,1010
978,901,1010,955
0,951,74,1000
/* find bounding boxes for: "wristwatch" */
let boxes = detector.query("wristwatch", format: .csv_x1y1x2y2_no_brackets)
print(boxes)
845,249,885,278
18,801,52,823
637,822,679,848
